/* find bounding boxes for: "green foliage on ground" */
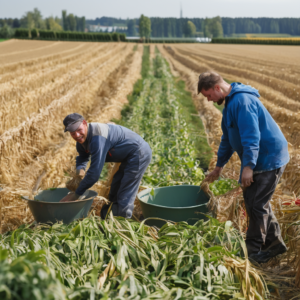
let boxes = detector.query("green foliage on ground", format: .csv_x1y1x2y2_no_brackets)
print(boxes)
174,79,212,169
209,178,240,196
0,215,266,299
117,45,213,186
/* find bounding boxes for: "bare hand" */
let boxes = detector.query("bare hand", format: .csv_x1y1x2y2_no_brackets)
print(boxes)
205,166,223,183
241,166,254,188
60,192,79,203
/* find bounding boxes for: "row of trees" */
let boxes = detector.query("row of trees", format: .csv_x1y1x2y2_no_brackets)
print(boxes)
222,18,300,36
18,8,62,31
86,16,300,38
0,8,85,39
2,13,300,39
136,16,223,38
62,11,85,32
140,17,300,37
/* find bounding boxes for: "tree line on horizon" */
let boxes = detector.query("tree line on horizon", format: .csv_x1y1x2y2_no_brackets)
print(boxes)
1,9,300,39
0,8,85,39
88,16,300,38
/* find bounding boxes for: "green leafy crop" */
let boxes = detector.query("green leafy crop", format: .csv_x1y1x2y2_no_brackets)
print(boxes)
209,178,240,196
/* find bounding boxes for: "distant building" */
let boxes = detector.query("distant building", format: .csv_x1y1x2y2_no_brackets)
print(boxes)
180,4,183,18
89,25,127,32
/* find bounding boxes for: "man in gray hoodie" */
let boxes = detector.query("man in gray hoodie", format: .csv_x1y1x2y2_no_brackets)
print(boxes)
60,113,152,219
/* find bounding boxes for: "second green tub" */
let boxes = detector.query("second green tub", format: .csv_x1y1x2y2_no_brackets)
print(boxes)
137,185,210,227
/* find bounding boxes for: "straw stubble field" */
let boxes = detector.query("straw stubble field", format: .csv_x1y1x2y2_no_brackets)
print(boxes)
0,40,143,232
0,40,300,298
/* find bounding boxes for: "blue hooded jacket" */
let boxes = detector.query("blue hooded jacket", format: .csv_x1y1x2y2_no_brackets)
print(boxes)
217,83,289,178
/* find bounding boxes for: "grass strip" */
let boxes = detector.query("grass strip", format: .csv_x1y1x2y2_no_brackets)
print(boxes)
117,46,212,187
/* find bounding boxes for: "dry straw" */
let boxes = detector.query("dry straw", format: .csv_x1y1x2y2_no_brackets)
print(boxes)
0,44,142,233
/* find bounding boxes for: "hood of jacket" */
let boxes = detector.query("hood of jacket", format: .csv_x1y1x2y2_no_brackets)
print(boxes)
225,82,260,106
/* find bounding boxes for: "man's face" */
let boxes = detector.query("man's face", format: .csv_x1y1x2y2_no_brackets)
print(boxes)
70,120,88,144
201,85,225,105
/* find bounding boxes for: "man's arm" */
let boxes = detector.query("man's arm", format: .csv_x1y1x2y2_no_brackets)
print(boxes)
75,136,109,196
205,118,233,182
236,98,260,187
216,118,234,168
76,143,90,172
236,99,260,170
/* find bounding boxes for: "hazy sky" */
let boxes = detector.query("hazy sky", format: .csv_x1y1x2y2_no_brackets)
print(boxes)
1,0,300,19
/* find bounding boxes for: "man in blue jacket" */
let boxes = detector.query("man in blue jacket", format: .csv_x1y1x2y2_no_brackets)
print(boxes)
60,113,152,219
198,72,289,264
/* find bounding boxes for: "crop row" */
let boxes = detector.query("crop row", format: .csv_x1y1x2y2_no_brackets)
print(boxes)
175,47,300,104
0,44,112,133
178,44,300,88
116,46,210,188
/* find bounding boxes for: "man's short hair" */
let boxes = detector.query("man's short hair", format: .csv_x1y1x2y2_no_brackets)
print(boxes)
197,71,223,94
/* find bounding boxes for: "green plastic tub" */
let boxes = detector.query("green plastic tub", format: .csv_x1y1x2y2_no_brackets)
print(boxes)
22,188,98,224
137,185,210,227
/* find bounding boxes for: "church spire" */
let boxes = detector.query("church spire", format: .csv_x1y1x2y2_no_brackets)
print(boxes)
180,3,183,18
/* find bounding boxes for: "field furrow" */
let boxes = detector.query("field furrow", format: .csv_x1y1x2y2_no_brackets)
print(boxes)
0,41,97,65
0,43,94,84
180,44,300,69
0,44,132,186
175,47,300,103
0,41,109,75
0,44,120,133
0,39,58,55
178,44,300,85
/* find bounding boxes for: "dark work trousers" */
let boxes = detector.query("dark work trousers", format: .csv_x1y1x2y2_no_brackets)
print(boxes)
101,142,152,219
243,165,286,255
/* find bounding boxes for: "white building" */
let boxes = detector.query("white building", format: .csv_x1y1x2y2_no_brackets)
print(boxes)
89,25,127,33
